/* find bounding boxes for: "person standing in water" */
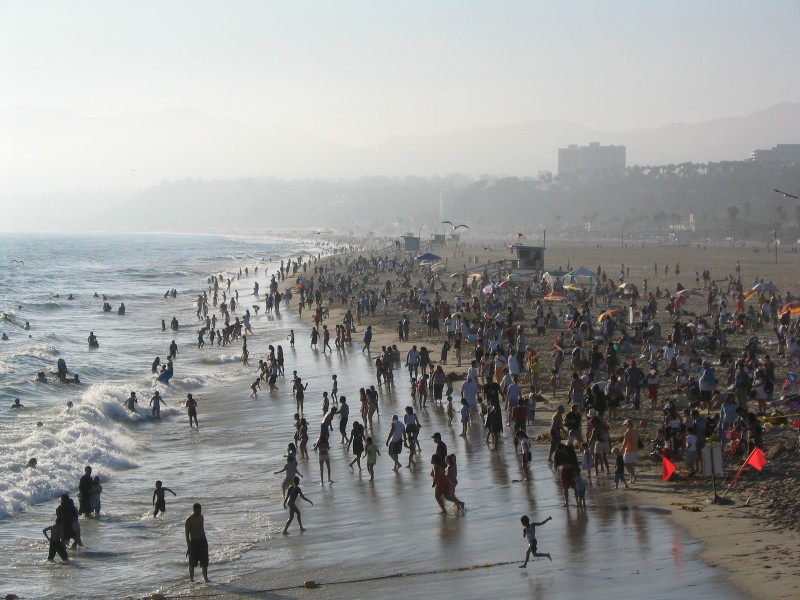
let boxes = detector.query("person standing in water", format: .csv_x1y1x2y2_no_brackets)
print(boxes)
185,503,209,582
282,476,313,534
150,390,165,417
125,391,138,412
152,480,177,517
185,394,199,428
43,518,69,562
78,466,93,517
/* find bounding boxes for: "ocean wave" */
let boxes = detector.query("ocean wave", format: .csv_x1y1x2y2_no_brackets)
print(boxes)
1,342,61,363
0,382,141,519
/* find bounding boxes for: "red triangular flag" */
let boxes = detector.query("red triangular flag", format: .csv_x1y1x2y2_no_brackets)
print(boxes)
745,447,767,471
662,455,677,481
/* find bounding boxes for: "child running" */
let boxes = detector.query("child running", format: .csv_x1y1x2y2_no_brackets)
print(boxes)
519,515,553,568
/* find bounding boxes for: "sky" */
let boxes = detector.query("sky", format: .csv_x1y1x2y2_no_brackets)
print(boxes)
2,0,799,145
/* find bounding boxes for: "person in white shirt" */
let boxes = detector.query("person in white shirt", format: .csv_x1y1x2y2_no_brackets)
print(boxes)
460,376,479,409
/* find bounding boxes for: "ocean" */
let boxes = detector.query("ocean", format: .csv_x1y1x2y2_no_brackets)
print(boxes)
0,232,744,600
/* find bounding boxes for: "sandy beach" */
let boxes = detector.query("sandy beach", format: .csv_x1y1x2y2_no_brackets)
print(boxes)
161,235,800,600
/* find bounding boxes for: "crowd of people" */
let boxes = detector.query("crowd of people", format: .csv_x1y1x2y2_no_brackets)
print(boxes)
40,243,799,580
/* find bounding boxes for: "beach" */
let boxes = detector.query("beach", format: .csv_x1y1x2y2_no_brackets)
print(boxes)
1,232,798,600
224,235,798,600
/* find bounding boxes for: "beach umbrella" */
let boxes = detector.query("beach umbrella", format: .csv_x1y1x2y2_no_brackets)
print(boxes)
505,274,524,282
751,282,779,293
482,284,495,295
431,263,446,272
617,282,633,291
415,252,441,261
742,290,758,302
779,301,800,317
452,311,473,320
450,272,462,278
675,289,692,298
598,307,624,323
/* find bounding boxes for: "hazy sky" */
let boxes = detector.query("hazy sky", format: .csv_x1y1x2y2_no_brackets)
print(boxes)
2,0,799,146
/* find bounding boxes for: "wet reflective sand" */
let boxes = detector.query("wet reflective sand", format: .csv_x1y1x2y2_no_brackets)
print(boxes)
173,327,747,600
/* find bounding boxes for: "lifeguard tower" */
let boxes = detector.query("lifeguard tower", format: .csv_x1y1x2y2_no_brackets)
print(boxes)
511,245,545,271
402,234,421,252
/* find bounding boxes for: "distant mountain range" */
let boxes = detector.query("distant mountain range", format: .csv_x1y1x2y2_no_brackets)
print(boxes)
2,102,800,229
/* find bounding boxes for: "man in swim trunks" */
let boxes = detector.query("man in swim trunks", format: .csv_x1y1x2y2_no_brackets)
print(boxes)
185,503,209,582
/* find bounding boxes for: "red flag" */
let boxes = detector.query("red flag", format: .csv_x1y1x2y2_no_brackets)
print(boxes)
662,455,677,481
745,447,767,471
518,233,528,241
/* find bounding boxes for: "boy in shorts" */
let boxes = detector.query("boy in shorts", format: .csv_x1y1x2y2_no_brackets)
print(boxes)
152,480,177,517
519,514,552,568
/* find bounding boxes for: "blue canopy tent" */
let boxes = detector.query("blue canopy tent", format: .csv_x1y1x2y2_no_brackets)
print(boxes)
566,266,597,290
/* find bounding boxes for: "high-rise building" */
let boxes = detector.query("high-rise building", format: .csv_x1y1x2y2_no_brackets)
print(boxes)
558,142,626,178
750,144,800,163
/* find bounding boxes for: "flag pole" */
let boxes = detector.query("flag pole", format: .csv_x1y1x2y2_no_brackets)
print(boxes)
721,448,757,499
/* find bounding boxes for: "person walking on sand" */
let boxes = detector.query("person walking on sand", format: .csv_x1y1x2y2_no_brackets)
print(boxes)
621,419,640,483
185,503,209,582
430,454,465,513
283,476,313,534
519,515,552,568
364,435,380,480
347,421,365,471
316,435,334,484
362,325,372,353
385,414,405,471
338,397,349,443
152,480,177,517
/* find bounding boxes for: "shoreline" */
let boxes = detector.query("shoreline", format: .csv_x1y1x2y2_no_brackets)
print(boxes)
268,237,800,600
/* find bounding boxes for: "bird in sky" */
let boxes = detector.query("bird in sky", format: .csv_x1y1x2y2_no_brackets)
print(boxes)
483,246,491,250
774,189,799,199
442,221,469,230
11,259,24,265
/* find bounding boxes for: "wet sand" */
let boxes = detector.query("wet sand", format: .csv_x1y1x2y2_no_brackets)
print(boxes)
164,236,800,599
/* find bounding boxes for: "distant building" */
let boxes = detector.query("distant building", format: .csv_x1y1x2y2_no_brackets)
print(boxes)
558,142,626,178
750,144,800,163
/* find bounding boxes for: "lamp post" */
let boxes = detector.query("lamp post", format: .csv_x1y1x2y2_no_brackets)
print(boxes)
773,228,778,264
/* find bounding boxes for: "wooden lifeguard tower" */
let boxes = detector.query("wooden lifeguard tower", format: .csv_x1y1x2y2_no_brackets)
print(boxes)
510,245,545,271
402,234,421,252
